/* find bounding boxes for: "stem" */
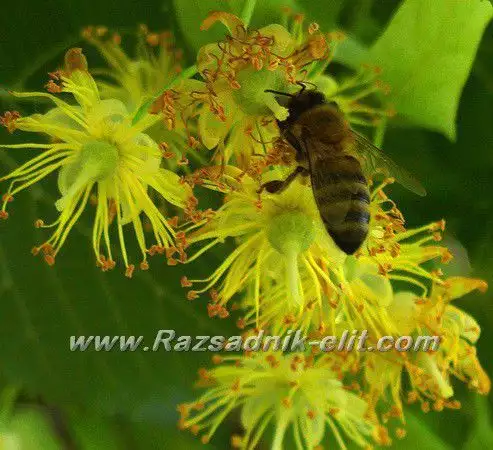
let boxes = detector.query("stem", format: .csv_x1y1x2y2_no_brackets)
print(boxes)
241,0,257,28
132,64,198,125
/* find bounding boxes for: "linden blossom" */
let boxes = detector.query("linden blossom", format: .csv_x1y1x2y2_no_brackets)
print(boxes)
0,48,192,275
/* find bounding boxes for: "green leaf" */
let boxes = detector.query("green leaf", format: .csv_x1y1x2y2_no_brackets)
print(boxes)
369,0,493,140
463,396,493,450
68,412,122,450
394,412,453,450
68,412,216,450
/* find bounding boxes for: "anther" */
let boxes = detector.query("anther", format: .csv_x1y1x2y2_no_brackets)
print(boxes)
0,111,21,133
125,264,135,278
44,254,56,266
187,290,199,300
308,22,320,34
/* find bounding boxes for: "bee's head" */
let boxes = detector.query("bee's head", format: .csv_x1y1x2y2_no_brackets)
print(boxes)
267,89,336,130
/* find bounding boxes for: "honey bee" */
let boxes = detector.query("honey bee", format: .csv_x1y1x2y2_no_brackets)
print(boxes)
260,89,426,254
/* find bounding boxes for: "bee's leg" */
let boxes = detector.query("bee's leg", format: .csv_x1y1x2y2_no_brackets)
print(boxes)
257,166,308,194
283,130,308,164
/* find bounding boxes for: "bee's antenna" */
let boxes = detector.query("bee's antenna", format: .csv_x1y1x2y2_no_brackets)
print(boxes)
264,89,295,97
296,81,318,93
296,81,307,94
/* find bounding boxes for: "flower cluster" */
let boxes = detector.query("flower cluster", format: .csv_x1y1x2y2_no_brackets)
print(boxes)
179,11,391,169
173,11,490,449
180,165,489,447
0,8,490,450
182,168,448,334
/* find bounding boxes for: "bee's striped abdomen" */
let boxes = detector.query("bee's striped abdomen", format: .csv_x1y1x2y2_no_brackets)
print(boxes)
312,156,370,254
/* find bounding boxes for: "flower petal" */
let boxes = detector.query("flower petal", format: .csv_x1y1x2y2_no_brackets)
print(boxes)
200,11,245,38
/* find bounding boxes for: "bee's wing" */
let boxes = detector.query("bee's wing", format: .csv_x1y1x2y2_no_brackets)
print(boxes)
304,139,369,227
350,131,426,197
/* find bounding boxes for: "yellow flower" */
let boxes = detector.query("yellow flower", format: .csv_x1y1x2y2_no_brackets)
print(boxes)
186,10,392,170
179,352,374,449
82,25,204,171
364,276,490,422
0,49,191,276
186,11,331,167
181,166,448,336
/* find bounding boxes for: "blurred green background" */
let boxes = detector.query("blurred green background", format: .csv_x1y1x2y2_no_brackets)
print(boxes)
0,0,492,448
